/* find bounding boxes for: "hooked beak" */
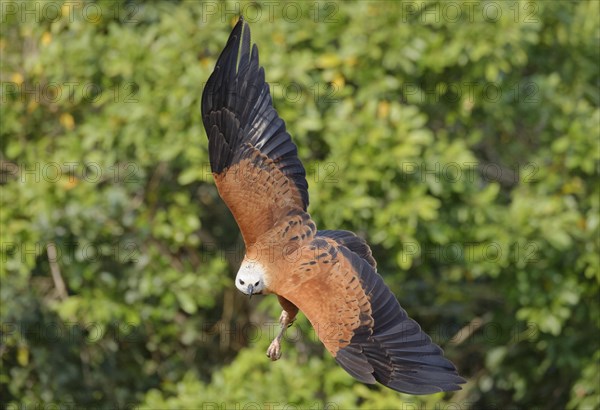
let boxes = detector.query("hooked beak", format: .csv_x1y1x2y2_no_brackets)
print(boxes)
247,284,254,299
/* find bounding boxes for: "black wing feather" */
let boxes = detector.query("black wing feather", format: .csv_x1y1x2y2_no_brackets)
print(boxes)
335,246,465,395
201,17,309,209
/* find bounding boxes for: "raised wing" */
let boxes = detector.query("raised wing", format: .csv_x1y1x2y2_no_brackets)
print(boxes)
201,17,309,246
277,237,465,395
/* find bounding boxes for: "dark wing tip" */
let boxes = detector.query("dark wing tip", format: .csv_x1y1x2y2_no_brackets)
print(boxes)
335,346,376,385
201,16,250,126
201,19,309,209
338,246,466,395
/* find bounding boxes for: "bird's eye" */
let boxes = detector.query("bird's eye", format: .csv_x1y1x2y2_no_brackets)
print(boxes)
239,279,245,285
254,281,260,286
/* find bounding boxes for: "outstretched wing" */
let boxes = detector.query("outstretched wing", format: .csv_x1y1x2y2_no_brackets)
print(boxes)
201,17,309,246
278,237,465,395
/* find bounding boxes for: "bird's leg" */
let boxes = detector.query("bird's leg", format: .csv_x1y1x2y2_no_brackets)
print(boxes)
266,296,298,361
266,310,293,361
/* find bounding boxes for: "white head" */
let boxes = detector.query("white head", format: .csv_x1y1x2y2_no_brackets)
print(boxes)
235,260,267,297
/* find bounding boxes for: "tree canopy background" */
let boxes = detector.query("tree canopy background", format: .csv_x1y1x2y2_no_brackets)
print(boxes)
1,1,598,409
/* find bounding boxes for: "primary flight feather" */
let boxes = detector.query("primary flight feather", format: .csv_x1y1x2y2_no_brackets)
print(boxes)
201,17,465,395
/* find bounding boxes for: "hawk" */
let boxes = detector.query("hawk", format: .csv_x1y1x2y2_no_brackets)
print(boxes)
201,17,465,395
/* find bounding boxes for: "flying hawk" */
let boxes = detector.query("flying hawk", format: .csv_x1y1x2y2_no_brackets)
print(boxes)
201,17,465,395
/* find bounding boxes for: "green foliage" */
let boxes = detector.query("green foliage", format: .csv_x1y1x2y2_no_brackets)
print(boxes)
1,1,598,409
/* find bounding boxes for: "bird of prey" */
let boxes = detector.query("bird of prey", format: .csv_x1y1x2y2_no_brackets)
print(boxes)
201,17,465,395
